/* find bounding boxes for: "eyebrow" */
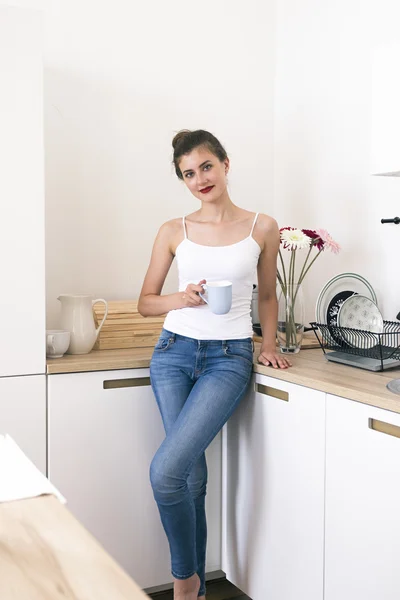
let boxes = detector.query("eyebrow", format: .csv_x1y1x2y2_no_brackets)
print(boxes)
182,160,212,174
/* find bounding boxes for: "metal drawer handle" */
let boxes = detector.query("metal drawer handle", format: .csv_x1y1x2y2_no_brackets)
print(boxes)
103,377,151,389
369,418,400,439
255,382,289,402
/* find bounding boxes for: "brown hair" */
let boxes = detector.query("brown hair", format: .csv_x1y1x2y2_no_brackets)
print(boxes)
172,129,228,180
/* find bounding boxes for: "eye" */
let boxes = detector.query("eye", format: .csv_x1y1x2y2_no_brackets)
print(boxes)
184,172,194,179
204,164,212,171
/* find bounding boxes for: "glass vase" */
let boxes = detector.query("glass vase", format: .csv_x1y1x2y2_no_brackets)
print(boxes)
277,284,305,354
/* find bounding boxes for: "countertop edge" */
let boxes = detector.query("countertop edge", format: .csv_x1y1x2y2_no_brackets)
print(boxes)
46,357,151,374
46,348,400,414
253,363,400,413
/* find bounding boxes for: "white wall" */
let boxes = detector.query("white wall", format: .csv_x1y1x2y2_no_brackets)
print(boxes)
44,0,276,327
274,0,399,323
44,0,400,328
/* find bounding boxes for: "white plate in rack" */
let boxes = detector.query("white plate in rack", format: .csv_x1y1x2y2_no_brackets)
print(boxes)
315,273,377,326
337,294,384,349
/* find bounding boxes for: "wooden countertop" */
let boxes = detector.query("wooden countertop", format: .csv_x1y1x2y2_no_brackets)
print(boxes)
47,347,154,374
253,351,400,413
0,495,149,599
47,346,400,414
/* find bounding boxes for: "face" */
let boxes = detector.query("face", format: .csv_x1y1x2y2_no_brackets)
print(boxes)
179,146,229,203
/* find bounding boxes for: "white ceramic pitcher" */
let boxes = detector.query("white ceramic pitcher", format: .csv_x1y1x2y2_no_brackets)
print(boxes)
58,295,108,355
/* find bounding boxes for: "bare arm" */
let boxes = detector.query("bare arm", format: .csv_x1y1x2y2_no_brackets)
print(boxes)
257,216,291,369
138,221,205,317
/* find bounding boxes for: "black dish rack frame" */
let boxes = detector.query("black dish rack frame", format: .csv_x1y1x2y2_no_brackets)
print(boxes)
309,320,400,371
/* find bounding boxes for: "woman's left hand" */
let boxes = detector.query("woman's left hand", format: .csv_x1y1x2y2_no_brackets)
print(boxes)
257,347,292,369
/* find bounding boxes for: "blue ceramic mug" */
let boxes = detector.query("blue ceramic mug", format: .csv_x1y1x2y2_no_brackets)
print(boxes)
199,280,232,315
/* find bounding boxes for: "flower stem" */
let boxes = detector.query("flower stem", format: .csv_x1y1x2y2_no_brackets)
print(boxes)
286,252,295,347
298,249,323,285
292,250,296,286
278,250,287,293
297,245,313,283
288,250,296,285
292,248,324,309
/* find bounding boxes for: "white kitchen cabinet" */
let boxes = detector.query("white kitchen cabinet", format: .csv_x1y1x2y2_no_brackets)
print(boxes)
48,368,221,589
0,6,45,377
325,393,400,600
0,375,46,474
222,372,325,600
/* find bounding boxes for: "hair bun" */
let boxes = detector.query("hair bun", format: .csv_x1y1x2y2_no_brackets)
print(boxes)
172,129,192,150
171,129,228,180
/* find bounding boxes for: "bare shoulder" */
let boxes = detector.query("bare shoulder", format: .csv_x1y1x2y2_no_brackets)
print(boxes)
256,213,279,233
156,217,185,254
253,213,279,251
158,217,182,235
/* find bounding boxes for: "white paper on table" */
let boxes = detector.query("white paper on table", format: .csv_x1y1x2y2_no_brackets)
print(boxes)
0,434,66,504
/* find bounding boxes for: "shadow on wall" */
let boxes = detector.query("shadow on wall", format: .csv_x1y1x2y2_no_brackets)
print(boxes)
274,91,400,319
44,67,191,328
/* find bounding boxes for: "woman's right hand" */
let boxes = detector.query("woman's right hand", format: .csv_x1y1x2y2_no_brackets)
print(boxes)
178,279,207,308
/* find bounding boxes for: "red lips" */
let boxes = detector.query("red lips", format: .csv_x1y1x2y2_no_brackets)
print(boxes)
200,186,214,194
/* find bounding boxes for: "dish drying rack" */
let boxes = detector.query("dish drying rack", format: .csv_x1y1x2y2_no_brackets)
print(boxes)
310,320,400,372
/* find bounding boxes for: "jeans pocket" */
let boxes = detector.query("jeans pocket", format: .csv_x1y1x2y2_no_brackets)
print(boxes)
224,340,254,365
154,334,175,352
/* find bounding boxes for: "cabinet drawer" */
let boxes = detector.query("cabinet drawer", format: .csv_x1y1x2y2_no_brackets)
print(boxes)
325,394,400,600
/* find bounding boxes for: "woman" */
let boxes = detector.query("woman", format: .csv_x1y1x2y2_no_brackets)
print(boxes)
138,129,291,600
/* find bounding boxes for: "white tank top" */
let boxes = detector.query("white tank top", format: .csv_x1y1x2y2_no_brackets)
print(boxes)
163,213,261,340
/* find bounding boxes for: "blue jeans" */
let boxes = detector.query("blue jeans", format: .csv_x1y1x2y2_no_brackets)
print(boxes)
149,329,253,597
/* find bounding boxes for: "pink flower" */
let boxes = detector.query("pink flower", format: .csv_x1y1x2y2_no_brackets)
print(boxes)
315,229,341,254
302,229,325,251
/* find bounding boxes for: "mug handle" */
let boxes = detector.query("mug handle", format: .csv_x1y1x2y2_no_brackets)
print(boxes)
199,284,208,305
93,299,108,338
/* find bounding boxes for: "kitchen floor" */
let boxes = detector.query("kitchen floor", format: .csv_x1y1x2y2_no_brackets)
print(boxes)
148,576,251,599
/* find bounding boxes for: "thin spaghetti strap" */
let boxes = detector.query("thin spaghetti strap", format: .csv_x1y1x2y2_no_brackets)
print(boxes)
182,216,188,239
249,212,259,237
